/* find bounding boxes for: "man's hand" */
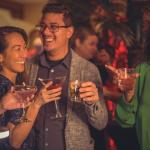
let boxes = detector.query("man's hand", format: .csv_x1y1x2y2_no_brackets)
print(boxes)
34,81,62,108
79,82,100,104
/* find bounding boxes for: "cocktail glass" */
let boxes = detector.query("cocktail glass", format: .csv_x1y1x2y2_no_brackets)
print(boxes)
14,85,37,123
39,76,66,119
70,80,81,102
116,68,135,90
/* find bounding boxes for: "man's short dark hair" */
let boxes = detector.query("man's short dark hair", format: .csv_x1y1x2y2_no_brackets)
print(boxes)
71,26,97,49
42,3,73,26
0,26,28,53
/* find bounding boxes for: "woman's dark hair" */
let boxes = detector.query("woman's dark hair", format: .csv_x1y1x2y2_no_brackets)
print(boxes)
42,3,73,26
98,44,115,59
144,30,150,62
132,30,150,66
0,26,28,53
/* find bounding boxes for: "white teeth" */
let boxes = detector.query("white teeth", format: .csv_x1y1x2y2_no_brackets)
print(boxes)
45,37,54,42
16,62,25,64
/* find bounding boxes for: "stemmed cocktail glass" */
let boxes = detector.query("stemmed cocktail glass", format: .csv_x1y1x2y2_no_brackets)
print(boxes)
14,85,37,123
38,76,66,119
0,85,37,139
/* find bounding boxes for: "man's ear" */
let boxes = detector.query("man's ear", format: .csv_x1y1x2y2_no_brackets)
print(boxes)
67,26,74,39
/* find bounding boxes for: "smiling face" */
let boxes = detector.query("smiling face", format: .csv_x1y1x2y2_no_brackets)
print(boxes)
40,13,74,60
0,32,27,76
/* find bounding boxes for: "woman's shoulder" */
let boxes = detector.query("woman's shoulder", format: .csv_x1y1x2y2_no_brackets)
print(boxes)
0,74,11,85
0,74,12,98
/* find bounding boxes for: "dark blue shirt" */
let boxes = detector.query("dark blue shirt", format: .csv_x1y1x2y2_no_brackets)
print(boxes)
0,74,35,150
33,51,71,150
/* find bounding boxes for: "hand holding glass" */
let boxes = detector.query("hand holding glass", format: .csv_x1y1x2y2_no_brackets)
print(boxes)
0,87,36,139
105,65,138,91
14,85,37,122
38,76,66,119
116,68,135,90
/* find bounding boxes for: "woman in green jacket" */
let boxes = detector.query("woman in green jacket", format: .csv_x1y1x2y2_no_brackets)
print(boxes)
116,30,150,150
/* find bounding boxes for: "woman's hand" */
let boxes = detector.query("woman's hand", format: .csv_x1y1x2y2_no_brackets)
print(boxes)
1,89,32,111
105,65,140,102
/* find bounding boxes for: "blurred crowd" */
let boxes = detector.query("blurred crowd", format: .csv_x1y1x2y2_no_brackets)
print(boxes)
0,1,150,150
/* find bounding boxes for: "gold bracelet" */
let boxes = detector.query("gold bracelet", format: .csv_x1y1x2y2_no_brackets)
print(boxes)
23,118,32,123
20,117,32,123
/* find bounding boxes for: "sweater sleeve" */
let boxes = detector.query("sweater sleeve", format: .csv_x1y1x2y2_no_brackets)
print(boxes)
85,65,108,130
116,94,138,127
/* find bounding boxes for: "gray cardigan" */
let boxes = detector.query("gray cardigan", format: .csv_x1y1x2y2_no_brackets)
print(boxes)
26,50,108,150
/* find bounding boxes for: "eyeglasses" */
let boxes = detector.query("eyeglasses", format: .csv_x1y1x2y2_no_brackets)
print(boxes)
36,23,71,32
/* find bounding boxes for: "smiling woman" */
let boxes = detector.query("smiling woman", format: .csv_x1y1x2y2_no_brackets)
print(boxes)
0,27,28,78
0,25,60,150
0,26,28,110
0,26,28,145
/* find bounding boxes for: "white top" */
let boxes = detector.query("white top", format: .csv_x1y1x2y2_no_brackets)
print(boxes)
0,127,9,139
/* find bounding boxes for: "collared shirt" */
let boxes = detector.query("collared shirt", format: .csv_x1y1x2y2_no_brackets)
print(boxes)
33,51,71,150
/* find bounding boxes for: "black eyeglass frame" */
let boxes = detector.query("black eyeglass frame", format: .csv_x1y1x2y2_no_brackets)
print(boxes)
35,23,71,32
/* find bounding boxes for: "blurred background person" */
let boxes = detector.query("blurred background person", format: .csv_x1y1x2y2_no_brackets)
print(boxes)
27,29,43,58
93,42,140,150
116,29,150,150
71,25,98,61
93,44,120,150
94,44,121,101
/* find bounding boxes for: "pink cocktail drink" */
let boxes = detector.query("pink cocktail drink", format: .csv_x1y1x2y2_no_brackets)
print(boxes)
38,76,66,119
13,85,37,122
14,85,37,103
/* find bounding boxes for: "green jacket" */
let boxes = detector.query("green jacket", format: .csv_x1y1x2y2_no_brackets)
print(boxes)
116,63,150,150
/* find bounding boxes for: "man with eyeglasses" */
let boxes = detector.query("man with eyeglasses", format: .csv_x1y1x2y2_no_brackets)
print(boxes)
24,3,108,150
